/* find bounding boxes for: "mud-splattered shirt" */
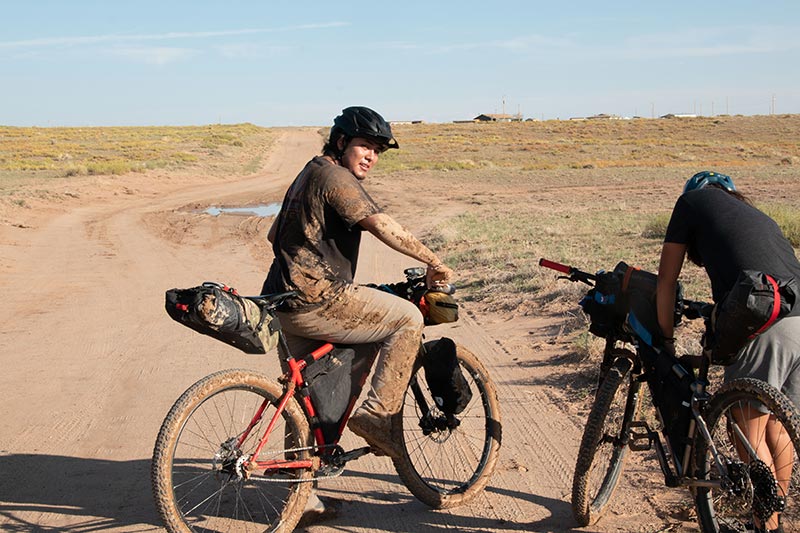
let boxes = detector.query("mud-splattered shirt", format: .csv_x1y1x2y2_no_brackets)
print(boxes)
263,156,382,310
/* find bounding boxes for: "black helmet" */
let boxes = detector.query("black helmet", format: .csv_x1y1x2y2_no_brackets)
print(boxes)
332,106,399,150
683,170,736,194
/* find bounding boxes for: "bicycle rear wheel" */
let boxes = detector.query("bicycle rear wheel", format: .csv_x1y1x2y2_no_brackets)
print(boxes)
694,378,800,533
392,344,501,508
151,369,313,533
572,357,640,526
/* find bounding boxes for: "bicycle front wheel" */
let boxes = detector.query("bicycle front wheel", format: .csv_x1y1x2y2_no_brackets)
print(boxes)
695,378,800,533
392,344,502,509
572,356,640,526
151,369,313,533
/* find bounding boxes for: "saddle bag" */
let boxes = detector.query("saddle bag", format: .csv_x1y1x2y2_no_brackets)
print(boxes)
705,270,798,365
165,282,280,354
421,337,472,415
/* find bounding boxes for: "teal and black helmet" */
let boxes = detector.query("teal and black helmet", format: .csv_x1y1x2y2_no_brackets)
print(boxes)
683,171,736,194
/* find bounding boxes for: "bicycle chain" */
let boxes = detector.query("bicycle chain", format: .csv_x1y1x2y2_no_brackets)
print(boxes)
243,445,347,484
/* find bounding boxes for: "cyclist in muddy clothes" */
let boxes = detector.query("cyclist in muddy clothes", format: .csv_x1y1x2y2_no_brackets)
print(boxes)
263,107,453,462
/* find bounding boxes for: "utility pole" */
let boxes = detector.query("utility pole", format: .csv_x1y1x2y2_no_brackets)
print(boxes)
771,94,776,115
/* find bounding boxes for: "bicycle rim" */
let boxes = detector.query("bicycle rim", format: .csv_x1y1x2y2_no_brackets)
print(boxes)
393,345,501,509
572,357,638,526
695,378,800,533
152,369,313,533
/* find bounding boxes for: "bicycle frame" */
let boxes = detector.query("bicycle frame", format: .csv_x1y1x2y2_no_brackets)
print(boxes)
601,326,764,494
231,319,439,478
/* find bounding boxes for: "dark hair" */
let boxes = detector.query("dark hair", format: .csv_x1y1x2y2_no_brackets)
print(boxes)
321,127,349,160
685,184,753,267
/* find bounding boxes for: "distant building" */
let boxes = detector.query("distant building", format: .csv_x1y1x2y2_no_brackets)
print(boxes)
587,113,624,120
660,113,698,119
473,113,523,122
570,113,627,121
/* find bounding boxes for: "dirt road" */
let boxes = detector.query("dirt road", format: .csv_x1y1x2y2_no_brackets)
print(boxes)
0,129,686,532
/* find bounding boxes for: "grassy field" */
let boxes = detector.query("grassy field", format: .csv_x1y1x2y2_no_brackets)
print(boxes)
372,114,800,312
0,123,275,199
3,115,798,316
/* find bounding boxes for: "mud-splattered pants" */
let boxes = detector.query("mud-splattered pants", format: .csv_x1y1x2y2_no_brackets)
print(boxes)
276,284,424,415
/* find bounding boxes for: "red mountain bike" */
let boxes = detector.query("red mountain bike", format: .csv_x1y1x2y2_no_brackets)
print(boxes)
151,268,502,532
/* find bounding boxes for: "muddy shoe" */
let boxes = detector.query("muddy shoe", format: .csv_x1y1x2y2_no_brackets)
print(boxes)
347,409,403,458
296,494,342,528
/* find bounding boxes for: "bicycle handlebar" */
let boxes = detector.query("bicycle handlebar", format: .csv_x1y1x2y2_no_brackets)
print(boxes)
538,258,597,286
540,257,712,322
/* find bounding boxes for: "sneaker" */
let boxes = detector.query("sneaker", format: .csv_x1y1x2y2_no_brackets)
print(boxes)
296,494,342,528
347,409,403,458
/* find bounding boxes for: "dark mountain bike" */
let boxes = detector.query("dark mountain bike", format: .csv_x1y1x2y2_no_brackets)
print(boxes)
540,258,800,533
151,267,502,533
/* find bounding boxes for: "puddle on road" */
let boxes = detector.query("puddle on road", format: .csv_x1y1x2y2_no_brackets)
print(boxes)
203,203,281,217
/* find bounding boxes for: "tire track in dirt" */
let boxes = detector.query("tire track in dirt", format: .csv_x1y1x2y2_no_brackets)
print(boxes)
0,129,320,532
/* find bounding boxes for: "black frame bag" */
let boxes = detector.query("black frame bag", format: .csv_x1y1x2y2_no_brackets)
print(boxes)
705,270,798,365
421,337,472,415
303,346,360,444
165,282,280,354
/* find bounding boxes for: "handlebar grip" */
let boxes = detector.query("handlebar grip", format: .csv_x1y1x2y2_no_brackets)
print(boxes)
539,258,571,274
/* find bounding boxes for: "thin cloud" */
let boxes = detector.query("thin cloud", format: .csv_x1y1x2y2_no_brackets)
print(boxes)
383,25,798,60
620,25,800,59
109,46,196,65
385,34,574,55
0,22,349,49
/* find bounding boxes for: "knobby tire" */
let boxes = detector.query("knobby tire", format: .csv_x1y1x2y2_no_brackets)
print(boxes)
694,377,800,533
392,344,502,508
572,357,639,526
151,369,313,533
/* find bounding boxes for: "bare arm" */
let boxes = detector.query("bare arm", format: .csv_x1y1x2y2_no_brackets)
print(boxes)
359,213,453,286
656,242,687,340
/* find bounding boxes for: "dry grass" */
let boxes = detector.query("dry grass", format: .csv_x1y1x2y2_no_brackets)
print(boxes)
0,123,273,185
371,114,800,311
4,115,798,312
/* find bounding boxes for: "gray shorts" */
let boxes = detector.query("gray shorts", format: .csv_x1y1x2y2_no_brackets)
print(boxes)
724,315,800,409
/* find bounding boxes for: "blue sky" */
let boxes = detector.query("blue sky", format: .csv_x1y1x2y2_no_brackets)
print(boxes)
2,1,798,126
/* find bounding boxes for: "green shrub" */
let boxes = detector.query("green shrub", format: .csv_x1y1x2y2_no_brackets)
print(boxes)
760,204,800,247
641,213,671,239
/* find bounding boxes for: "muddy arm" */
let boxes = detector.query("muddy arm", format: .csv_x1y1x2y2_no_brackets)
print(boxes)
359,213,453,285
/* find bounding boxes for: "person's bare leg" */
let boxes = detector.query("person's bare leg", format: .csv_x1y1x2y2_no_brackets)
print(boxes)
732,406,784,531
764,415,793,530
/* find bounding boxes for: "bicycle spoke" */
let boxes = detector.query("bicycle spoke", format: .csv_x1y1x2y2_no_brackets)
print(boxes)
695,378,800,533
153,370,312,532
393,345,501,507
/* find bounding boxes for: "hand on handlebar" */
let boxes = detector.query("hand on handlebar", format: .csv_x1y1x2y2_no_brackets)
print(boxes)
426,263,454,289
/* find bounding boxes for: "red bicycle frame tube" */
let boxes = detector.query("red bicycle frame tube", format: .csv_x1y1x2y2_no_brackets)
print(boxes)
245,342,338,471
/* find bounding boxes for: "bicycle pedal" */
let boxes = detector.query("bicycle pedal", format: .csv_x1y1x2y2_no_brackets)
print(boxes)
628,420,654,452
315,464,345,478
